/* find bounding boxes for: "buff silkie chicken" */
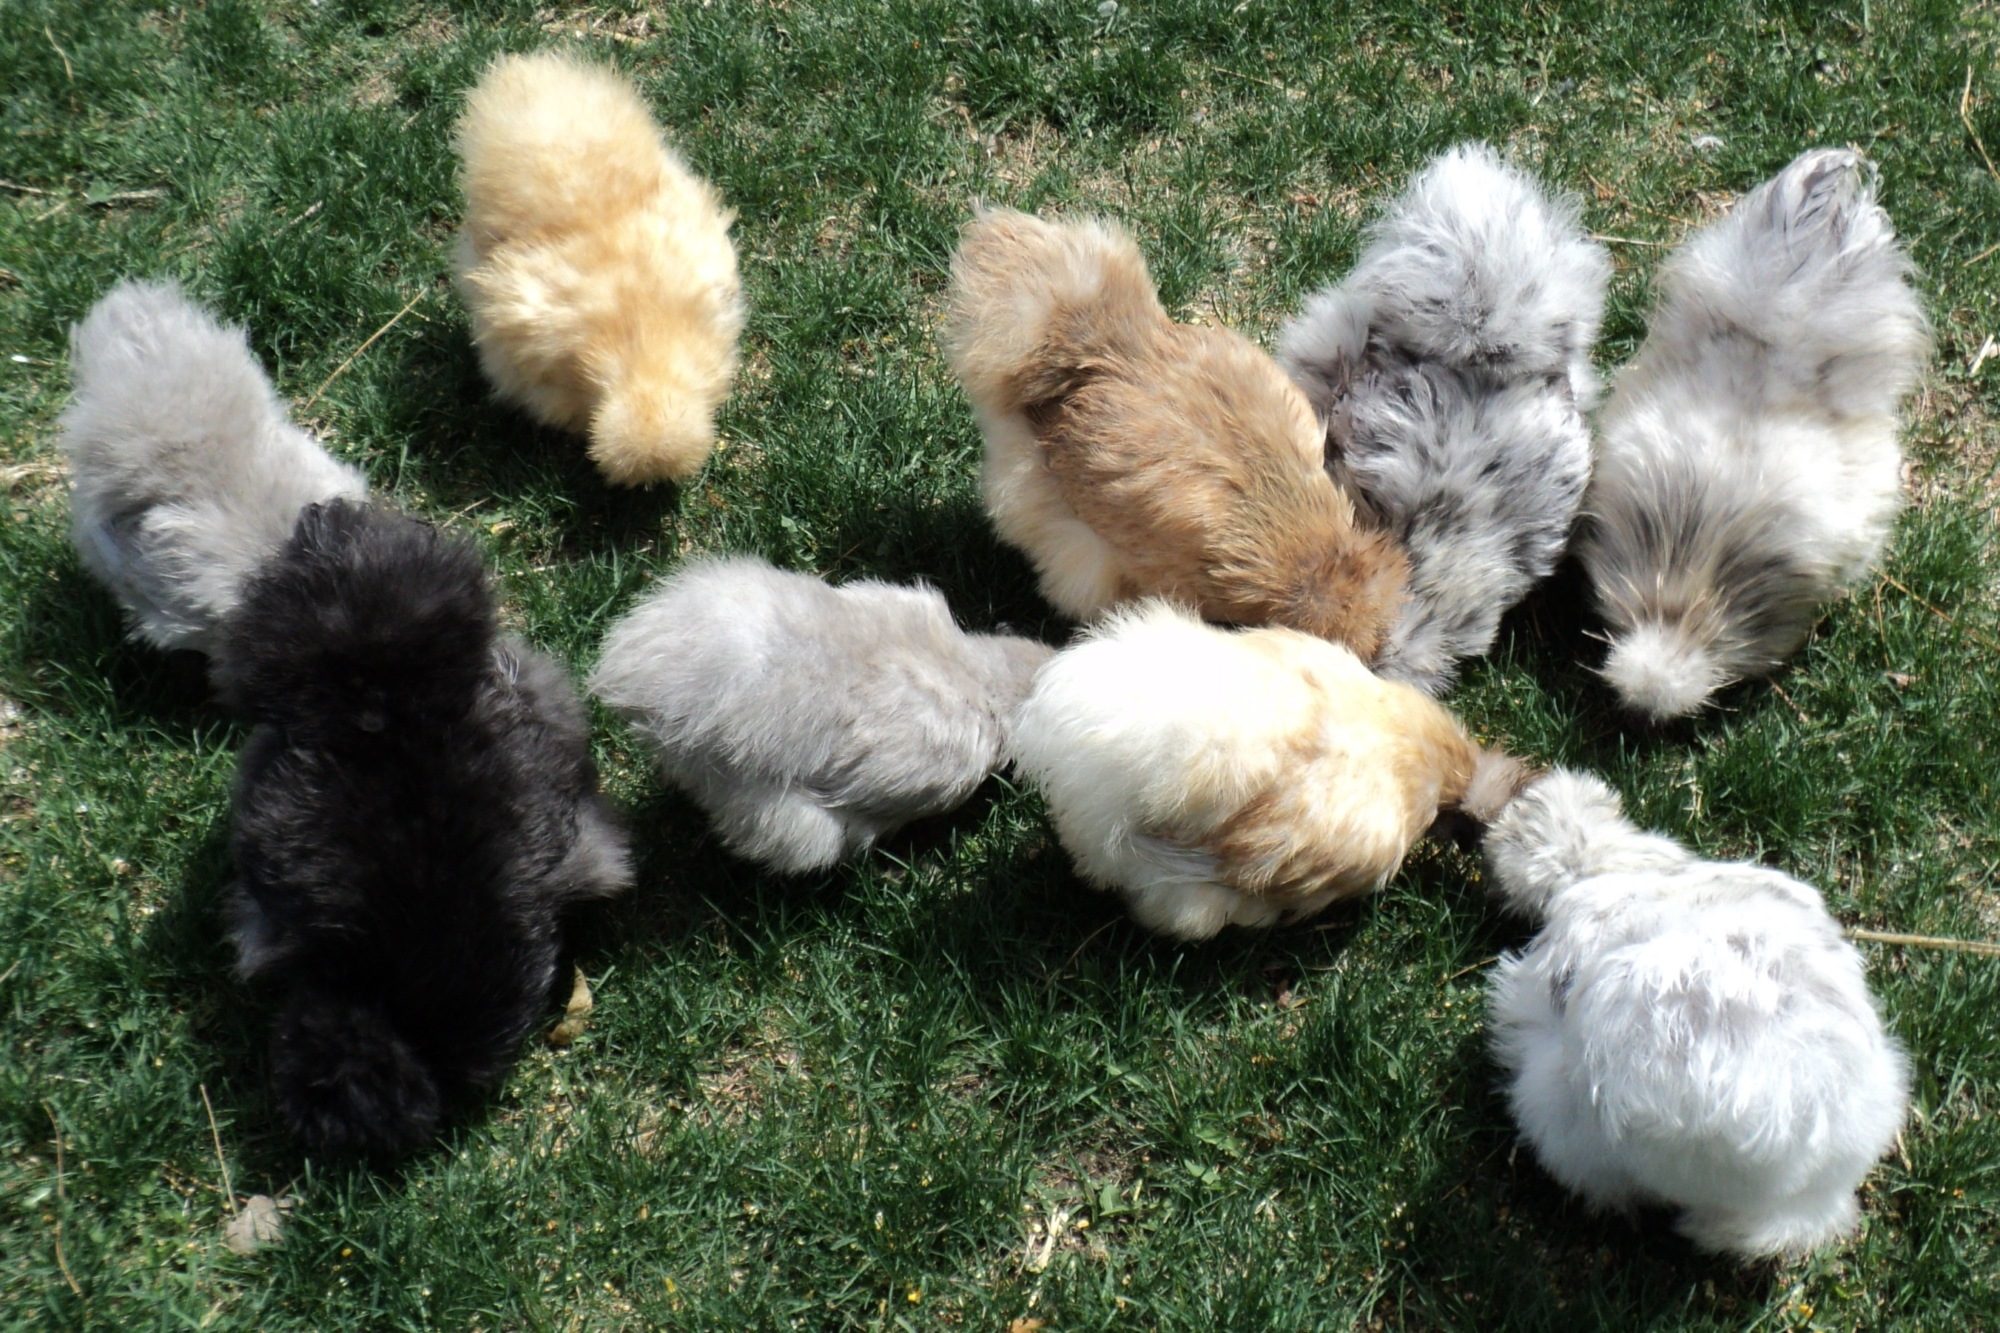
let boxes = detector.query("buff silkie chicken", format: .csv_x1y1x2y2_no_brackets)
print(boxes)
942,207,1409,659
454,50,744,486
590,556,1053,874
1583,148,1929,719
1007,599,1526,939
58,280,369,659
1279,144,1610,694
1481,768,1910,1260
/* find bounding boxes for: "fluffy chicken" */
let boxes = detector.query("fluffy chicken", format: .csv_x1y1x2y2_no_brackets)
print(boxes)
454,50,744,486
1583,148,1928,719
1482,768,1909,1260
220,500,632,1155
58,280,369,658
1007,599,1526,939
1279,144,1610,694
590,555,1053,874
943,207,1408,658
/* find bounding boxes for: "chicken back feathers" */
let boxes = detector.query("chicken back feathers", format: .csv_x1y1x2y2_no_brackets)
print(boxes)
1481,768,1909,1260
591,555,1052,873
1583,148,1928,719
59,280,368,658
1279,144,1610,694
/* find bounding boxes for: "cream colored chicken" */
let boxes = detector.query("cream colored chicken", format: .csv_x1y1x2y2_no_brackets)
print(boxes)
943,208,1408,659
1009,600,1525,938
454,51,744,485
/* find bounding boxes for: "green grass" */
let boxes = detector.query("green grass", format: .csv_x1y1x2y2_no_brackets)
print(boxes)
3,0,1998,1326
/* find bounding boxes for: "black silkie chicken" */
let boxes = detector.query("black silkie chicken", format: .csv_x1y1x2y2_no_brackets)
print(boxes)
217,500,631,1155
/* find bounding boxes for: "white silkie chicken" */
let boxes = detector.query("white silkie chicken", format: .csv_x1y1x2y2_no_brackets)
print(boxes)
1009,599,1527,939
1482,768,1910,1260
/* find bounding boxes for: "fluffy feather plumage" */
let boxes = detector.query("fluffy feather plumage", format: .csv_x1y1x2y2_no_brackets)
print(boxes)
590,555,1052,874
1279,144,1610,693
943,207,1409,657
454,51,744,486
1583,148,1929,719
1482,768,1909,1259
219,500,631,1155
1009,600,1526,939
58,280,368,657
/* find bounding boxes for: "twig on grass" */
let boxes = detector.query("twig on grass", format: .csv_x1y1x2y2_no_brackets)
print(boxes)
1879,572,2000,652
1847,928,2000,957
1590,233,1670,248
1969,334,1996,376
1444,956,1499,983
277,200,324,233
200,1083,236,1210
1767,679,1811,726
87,188,166,207
1043,917,1120,996
1967,239,2000,267
1961,66,2000,187
301,289,429,412
1196,59,1288,94
1,180,165,207
45,26,74,84
47,1104,82,1299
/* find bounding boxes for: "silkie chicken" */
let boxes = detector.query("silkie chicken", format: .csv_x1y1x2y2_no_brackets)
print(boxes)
942,206,1409,658
590,555,1053,874
454,50,744,486
219,499,632,1156
1279,143,1611,694
1482,767,1909,1260
1582,148,1928,719
1007,599,1527,939
58,280,368,659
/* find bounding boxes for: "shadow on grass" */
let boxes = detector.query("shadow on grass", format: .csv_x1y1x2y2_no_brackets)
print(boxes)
1395,1032,1778,1326
135,810,304,1183
1487,553,1809,772
3,558,219,738
576,774,1066,955
367,316,685,560
817,474,1067,641
899,803,1383,1031
575,755,1379,1054
566,782,761,962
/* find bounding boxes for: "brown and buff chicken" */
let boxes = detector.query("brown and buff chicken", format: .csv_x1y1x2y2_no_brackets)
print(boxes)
942,207,1409,657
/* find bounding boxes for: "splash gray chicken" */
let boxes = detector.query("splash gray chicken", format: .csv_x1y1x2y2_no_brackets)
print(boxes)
1280,143,1610,694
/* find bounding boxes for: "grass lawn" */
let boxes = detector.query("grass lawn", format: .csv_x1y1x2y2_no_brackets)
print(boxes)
3,0,1998,1327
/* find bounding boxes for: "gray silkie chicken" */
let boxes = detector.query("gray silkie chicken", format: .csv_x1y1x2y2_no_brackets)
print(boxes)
590,555,1053,873
58,280,369,660
1582,148,1928,720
